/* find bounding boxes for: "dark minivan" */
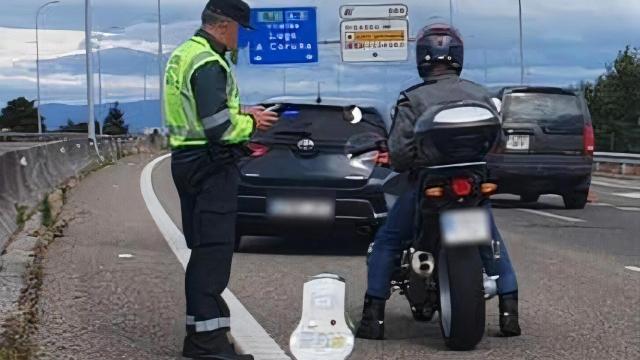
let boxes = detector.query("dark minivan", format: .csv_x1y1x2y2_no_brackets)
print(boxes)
488,87,595,209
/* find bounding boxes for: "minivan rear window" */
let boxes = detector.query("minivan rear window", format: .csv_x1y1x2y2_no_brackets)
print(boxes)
503,93,583,129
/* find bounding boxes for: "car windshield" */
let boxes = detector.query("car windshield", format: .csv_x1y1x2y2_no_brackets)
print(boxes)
503,93,583,129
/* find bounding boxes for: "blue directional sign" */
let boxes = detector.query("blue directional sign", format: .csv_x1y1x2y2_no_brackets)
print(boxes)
240,7,318,65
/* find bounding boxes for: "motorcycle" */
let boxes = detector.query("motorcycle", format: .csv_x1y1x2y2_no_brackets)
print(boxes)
346,100,503,350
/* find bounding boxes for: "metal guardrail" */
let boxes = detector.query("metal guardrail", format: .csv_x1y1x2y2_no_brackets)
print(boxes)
0,132,139,143
594,152,640,165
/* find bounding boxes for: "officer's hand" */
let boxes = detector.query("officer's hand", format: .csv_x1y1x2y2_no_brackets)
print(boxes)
249,106,279,131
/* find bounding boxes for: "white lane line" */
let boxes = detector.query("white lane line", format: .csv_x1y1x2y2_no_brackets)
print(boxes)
516,208,586,223
588,202,615,207
588,203,640,211
617,207,640,212
141,154,289,360
625,266,640,272
612,192,640,199
592,180,640,191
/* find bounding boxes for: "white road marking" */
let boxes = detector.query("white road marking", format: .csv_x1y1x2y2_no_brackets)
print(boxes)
612,192,640,199
118,254,134,259
591,180,640,191
617,207,640,212
516,209,586,223
141,154,289,360
588,203,640,211
588,202,615,207
625,266,640,272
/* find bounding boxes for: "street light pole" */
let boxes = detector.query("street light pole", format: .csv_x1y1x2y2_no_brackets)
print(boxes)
157,0,165,130
96,40,102,134
518,0,524,85
35,0,60,134
95,26,122,136
84,0,96,144
449,0,454,26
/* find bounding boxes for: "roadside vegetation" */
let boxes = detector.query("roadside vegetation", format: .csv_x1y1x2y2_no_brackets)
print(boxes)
582,46,640,153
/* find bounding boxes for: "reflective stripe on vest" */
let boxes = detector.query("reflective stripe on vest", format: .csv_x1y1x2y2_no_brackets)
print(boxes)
164,36,254,148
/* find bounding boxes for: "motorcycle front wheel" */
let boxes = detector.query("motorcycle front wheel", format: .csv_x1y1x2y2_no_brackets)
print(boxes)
437,247,485,350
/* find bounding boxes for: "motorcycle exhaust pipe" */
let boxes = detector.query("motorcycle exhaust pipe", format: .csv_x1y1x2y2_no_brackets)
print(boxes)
411,250,435,278
483,273,500,300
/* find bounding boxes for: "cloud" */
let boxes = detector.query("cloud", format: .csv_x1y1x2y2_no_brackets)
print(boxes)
1,0,638,106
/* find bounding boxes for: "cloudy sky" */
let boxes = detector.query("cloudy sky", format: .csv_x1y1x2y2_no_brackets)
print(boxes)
0,0,638,114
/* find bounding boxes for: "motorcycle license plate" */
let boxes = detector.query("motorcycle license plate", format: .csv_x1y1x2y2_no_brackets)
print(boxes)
440,208,492,247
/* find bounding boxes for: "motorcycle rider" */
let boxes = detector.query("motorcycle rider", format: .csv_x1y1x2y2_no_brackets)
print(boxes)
356,22,522,340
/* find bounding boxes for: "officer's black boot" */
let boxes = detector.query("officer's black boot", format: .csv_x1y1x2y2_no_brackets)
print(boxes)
182,329,254,360
498,292,521,337
355,295,386,340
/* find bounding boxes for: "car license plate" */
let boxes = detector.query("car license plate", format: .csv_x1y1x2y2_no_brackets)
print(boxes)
267,197,335,221
506,135,530,150
440,209,491,247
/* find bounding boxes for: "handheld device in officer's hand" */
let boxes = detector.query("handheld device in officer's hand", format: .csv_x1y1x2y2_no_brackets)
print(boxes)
290,274,354,360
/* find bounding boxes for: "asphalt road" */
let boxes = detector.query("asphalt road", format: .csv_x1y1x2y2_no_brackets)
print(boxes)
151,157,640,360
33,155,185,359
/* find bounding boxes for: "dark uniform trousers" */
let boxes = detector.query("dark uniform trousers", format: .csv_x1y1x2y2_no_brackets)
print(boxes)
171,148,239,335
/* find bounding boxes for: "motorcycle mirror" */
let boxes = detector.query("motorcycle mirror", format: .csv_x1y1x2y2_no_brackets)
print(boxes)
290,273,354,360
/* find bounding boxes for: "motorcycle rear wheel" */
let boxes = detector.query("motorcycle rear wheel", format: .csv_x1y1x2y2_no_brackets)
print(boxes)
437,247,485,350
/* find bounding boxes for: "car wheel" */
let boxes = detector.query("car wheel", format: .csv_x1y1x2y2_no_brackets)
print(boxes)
521,193,540,203
563,191,588,209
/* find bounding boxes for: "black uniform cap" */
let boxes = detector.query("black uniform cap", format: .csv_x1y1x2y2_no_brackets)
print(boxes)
205,0,254,29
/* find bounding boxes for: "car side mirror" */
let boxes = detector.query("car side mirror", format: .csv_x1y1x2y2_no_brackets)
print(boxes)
492,98,502,113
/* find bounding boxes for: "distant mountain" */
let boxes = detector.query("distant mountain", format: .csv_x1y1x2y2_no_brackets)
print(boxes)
40,47,161,76
40,100,161,132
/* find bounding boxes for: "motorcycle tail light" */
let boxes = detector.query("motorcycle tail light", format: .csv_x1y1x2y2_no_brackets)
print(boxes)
247,142,270,157
451,177,473,197
425,187,445,198
481,183,498,196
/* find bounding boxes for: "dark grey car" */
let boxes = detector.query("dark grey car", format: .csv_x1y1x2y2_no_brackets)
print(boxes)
488,87,595,209
235,97,392,249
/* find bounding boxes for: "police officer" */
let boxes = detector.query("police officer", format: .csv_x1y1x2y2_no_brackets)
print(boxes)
165,1,278,358
356,23,522,340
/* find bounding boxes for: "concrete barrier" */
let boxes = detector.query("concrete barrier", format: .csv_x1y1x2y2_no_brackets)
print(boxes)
0,136,154,250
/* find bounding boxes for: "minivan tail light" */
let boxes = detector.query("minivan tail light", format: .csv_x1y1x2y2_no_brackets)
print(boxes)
247,142,270,157
451,177,473,197
583,124,595,156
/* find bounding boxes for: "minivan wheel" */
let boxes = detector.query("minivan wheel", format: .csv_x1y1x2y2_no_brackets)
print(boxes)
521,193,540,203
563,191,588,209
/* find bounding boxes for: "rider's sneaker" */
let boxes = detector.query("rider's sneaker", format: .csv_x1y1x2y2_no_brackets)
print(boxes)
498,293,521,337
355,295,386,340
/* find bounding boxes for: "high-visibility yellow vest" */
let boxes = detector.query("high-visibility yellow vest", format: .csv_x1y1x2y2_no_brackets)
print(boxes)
164,36,254,148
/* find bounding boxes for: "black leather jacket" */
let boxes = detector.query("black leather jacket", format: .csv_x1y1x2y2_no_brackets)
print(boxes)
388,73,497,173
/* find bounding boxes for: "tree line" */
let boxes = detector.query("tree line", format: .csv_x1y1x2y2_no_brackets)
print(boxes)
582,46,640,153
0,99,129,135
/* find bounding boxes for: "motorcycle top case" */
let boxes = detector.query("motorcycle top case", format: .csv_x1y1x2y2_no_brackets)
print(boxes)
413,100,502,167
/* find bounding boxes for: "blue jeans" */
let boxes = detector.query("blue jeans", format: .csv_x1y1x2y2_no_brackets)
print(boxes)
367,190,518,299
